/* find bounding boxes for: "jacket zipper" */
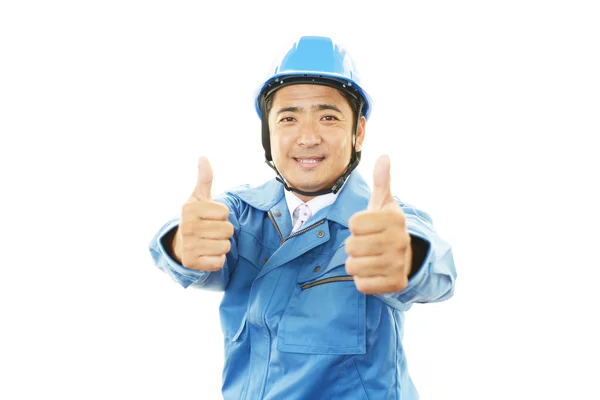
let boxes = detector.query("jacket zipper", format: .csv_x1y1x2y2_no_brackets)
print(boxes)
267,211,326,244
267,211,284,242
301,275,354,290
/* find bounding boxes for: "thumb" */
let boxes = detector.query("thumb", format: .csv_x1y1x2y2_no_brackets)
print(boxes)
368,154,394,210
193,156,213,201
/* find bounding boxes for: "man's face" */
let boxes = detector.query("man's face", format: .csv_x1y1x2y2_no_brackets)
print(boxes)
268,84,366,199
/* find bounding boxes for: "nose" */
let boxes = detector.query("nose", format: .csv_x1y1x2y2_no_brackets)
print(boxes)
296,120,321,147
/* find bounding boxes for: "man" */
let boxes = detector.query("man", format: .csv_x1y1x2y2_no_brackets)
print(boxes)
148,35,457,399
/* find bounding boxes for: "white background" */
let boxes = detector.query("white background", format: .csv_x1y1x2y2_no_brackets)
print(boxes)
1,1,599,399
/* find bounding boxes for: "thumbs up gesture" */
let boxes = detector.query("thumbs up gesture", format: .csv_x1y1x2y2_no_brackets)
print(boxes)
171,157,234,271
345,155,413,294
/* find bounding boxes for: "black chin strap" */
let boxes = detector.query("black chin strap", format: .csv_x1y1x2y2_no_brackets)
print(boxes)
265,151,359,196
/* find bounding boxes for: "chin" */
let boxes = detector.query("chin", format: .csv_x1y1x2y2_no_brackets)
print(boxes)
289,177,328,193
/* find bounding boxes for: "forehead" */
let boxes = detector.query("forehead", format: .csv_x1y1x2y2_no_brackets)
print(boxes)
272,84,348,107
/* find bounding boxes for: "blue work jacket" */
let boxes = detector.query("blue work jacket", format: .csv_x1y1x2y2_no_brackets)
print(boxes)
148,171,457,399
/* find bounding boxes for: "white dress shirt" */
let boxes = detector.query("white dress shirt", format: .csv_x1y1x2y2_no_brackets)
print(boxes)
284,188,340,233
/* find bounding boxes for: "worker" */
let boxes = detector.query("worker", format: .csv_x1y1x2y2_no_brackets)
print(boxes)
148,35,457,399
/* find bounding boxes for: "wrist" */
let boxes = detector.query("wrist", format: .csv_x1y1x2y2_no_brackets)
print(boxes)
162,227,182,264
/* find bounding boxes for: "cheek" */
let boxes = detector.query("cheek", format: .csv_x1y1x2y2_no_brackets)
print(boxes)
268,126,279,151
269,132,288,161
275,129,297,146
331,135,352,157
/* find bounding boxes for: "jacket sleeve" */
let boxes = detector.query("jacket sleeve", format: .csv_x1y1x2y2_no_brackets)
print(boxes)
147,192,241,292
375,199,457,310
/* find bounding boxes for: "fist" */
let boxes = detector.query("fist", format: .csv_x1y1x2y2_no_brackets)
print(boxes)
344,155,413,294
173,157,234,271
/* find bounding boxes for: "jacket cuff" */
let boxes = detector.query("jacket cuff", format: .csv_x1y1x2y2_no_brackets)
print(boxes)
404,234,432,290
149,218,209,287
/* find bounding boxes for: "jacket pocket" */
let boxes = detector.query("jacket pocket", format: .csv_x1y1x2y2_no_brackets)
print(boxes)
277,246,366,355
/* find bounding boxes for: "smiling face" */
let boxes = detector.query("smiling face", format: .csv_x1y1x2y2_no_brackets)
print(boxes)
267,84,366,201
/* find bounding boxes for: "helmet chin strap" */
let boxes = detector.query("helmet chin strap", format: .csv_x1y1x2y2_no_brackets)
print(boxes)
265,149,359,197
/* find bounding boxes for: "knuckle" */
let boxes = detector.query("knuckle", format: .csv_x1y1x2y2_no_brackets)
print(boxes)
348,215,358,232
392,277,408,292
222,239,231,254
183,201,202,217
197,257,216,271
398,240,409,252
386,210,404,228
181,201,193,214
344,257,357,275
396,233,410,251
348,212,367,233
344,238,355,256
354,279,370,294
181,254,198,270
225,221,235,238
180,253,189,266
201,262,219,272
182,237,201,253
193,219,209,234
199,204,214,219
396,212,407,227
216,203,230,220
395,217,405,229
179,221,194,236
208,255,226,271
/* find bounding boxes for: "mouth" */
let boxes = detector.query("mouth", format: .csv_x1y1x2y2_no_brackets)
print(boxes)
293,157,325,169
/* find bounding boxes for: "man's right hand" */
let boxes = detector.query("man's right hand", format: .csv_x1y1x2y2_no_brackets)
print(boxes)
171,156,234,271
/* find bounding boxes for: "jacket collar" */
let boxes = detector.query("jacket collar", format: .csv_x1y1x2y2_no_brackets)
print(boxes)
229,170,371,228
326,171,370,228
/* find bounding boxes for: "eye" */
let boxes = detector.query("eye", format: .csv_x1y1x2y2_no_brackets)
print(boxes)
321,115,339,121
279,116,296,123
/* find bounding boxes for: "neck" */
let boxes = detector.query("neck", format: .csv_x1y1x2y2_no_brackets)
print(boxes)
294,192,316,203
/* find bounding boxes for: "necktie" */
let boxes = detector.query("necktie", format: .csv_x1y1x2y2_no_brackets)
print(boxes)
292,203,312,233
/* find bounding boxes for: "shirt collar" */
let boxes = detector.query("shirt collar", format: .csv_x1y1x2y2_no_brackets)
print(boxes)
229,170,371,228
283,186,340,223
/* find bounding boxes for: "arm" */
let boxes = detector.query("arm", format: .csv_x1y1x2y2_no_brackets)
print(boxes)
376,201,457,310
148,192,241,291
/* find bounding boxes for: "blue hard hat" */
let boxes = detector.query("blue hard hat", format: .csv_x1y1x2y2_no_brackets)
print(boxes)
255,36,373,120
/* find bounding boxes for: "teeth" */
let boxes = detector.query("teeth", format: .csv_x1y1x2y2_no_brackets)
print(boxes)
297,159,320,164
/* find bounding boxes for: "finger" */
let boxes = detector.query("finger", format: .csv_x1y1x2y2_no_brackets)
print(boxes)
182,220,234,240
353,275,408,295
344,254,392,277
344,233,390,257
193,156,213,201
182,254,226,271
348,209,405,235
182,200,229,221
197,220,235,239
368,154,395,211
183,238,231,257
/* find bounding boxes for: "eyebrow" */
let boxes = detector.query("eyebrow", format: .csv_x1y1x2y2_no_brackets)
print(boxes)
275,104,343,116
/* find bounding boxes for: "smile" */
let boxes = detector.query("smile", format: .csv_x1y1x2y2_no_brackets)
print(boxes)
294,157,324,168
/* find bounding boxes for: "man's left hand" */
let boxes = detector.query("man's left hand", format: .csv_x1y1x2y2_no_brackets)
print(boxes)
345,155,413,295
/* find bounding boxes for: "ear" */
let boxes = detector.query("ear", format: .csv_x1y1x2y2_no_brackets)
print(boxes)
354,116,367,152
